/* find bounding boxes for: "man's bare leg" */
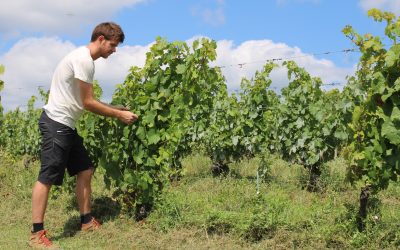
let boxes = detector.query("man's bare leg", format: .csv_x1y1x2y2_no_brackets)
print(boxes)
76,168,101,230
32,181,51,225
76,168,94,215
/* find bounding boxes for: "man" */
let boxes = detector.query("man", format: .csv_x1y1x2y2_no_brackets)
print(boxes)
29,22,138,249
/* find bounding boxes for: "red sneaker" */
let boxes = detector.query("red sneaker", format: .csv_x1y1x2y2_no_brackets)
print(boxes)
28,230,59,249
81,217,101,231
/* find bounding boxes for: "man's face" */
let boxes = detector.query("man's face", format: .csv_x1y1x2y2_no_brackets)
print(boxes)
100,37,119,59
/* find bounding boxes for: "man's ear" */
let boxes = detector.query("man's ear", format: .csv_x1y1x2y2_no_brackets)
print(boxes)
98,35,105,42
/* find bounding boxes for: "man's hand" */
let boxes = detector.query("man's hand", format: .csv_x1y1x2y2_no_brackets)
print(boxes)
118,110,138,124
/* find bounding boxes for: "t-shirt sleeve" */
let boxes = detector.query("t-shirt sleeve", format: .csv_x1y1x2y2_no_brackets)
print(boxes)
73,57,94,84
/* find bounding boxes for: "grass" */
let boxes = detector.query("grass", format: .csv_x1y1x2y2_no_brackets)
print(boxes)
1,151,400,249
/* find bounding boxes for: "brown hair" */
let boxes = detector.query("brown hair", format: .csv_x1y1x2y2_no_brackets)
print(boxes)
91,22,125,43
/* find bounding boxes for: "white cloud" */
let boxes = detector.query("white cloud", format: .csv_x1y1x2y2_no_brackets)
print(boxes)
201,8,225,26
0,37,150,110
0,0,147,38
1,37,75,109
0,36,355,111
359,0,400,14
213,40,354,91
192,0,226,26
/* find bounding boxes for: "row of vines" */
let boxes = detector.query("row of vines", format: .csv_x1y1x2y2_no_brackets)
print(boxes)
1,9,399,229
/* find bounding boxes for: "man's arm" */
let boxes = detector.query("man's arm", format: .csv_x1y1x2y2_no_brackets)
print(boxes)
99,102,129,111
79,79,138,124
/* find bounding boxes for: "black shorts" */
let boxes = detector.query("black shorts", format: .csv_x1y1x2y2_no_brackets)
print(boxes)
38,111,93,186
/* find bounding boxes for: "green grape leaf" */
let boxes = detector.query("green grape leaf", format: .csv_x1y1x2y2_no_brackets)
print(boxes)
147,129,161,145
382,119,400,145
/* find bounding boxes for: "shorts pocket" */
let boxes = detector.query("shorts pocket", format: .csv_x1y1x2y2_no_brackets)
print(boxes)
52,140,69,166
52,131,74,166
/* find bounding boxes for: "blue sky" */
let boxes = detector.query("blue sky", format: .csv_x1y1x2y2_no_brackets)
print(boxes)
114,0,383,61
0,0,399,110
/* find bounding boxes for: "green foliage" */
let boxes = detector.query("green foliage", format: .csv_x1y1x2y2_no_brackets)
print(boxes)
203,86,242,164
344,9,400,191
0,74,44,158
0,64,4,121
77,81,105,167
38,86,49,104
201,62,280,178
0,96,41,157
86,38,226,214
238,63,280,156
276,61,349,170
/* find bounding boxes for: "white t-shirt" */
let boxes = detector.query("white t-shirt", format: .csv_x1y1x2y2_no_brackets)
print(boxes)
44,46,94,129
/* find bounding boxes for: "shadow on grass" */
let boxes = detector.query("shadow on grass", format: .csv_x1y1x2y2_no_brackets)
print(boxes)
52,196,121,240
